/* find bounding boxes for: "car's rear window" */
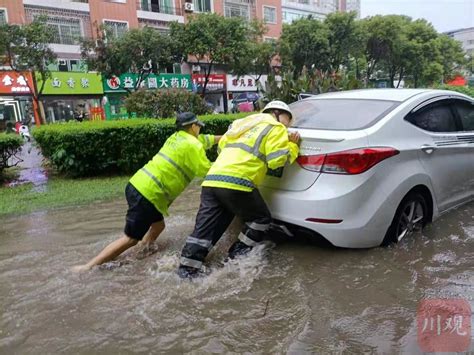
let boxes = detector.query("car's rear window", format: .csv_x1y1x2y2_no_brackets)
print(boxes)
290,99,399,130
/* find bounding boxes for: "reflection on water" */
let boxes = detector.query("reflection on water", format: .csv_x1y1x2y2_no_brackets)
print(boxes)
0,182,473,353
5,142,48,190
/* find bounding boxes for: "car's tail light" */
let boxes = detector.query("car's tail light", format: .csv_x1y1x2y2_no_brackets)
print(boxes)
295,154,325,172
297,147,399,174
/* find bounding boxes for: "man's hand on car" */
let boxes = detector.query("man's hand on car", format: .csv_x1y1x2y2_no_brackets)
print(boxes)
288,131,301,145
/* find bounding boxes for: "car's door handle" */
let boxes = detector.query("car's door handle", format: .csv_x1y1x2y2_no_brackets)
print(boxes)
421,145,437,154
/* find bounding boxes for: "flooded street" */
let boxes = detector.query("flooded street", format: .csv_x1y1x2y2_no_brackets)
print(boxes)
0,182,473,353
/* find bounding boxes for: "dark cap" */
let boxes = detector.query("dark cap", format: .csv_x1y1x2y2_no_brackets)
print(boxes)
176,112,205,129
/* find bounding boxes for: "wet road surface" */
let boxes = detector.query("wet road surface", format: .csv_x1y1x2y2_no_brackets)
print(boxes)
0,182,473,353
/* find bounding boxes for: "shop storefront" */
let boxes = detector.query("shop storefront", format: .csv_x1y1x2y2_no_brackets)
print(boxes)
102,73,192,119
0,71,36,132
226,75,268,113
35,72,104,123
192,74,227,113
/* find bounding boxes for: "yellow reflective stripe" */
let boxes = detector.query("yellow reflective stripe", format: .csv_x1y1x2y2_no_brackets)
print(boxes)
204,174,255,189
140,167,172,202
223,124,273,162
266,149,290,161
225,142,266,162
157,152,192,183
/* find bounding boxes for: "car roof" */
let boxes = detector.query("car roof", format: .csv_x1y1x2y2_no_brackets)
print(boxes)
305,89,458,102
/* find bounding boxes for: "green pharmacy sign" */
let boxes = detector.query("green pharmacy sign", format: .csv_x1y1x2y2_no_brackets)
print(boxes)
103,73,192,93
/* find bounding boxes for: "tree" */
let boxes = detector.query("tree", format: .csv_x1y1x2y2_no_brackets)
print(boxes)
436,34,466,82
0,17,57,124
324,11,364,73
230,20,274,82
81,26,177,92
360,15,408,87
403,19,441,87
279,17,330,75
170,13,253,96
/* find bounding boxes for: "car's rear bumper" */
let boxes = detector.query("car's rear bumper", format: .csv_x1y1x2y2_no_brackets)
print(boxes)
261,174,392,248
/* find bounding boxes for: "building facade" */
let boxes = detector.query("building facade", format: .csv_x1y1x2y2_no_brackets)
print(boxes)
446,27,474,57
336,0,360,18
281,0,360,25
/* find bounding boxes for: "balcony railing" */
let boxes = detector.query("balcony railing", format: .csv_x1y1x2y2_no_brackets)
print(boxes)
137,0,183,16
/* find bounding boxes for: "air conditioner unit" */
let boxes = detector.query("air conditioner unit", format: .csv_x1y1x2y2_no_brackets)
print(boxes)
192,64,201,72
184,2,194,12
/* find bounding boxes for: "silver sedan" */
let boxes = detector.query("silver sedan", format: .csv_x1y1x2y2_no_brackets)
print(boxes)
262,89,474,248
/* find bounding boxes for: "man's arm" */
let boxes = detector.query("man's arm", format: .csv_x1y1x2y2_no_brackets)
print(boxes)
264,126,300,170
198,134,222,150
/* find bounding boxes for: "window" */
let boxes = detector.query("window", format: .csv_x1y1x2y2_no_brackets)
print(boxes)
47,17,82,45
291,99,399,130
0,9,7,25
282,10,305,24
263,6,276,24
454,100,474,131
193,0,211,12
224,2,250,20
408,104,457,132
104,20,128,39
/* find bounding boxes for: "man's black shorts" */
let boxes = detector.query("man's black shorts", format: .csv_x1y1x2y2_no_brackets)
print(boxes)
124,183,164,240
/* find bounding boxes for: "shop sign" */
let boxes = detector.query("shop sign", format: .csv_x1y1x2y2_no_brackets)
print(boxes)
192,74,226,92
0,71,33,94
103,73,192,93
226,75,267,92
36,72,104,95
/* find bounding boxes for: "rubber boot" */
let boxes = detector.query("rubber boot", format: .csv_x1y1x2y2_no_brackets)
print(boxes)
228,241,253,259
177,265,201,279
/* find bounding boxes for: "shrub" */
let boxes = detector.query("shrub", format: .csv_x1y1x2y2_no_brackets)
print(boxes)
125,89,212,118
33,113,250,177
0,133,23,176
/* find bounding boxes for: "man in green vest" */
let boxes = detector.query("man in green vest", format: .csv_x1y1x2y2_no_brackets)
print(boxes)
178,100,300,278
72,112,221,272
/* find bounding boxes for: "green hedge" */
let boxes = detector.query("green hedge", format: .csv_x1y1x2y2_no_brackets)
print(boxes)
0,133,23,175
33,113,250,177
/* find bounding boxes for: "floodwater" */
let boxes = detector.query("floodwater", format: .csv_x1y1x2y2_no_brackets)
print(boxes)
0,182,473,353
5,142,48,190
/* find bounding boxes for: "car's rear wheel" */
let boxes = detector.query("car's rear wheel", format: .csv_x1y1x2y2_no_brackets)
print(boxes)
382,192,428,246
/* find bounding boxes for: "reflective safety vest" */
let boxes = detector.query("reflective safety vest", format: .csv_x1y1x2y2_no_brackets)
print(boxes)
202,113,299,192
129,131,215,216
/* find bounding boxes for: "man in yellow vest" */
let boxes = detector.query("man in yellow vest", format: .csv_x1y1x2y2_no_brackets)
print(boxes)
72,112,220,272
178,100,300,278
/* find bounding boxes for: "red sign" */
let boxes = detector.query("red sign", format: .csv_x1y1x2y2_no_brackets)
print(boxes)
0,71,34,94
90,107,105,121
192,74,226,85
192,74,226,93
446,75,467,86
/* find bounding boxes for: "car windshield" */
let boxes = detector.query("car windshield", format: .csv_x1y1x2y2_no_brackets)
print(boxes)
291,99,399,130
